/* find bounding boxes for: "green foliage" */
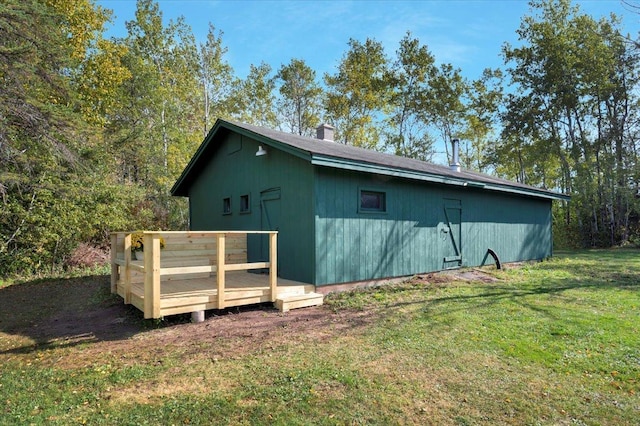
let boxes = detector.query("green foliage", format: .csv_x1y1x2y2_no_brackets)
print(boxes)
0,0,129,276
499,0,640,247
232,62,278,128
0,173,143,276
276,58,323,137
384,32,437,161
426,63,470,161
198,24,236,136
324,38,392,148
459,68,504,172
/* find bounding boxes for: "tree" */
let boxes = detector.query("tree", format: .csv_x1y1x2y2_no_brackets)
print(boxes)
0,0,141,276
459,68,504,172
232,62,278,128
385,32,437,161
275,58,323,137
324,38,391,148
199,24,235,136
500,0,640,246
109,0,204,228
425,63,469,163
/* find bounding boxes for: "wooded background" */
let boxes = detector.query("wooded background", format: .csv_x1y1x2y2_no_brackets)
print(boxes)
1,0,639,277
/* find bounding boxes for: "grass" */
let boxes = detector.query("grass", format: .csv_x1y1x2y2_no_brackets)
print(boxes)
0,264,111,289
1,249,639,425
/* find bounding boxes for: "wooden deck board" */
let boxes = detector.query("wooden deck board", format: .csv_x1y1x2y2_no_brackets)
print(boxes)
112,231,320,318
123,271,313,316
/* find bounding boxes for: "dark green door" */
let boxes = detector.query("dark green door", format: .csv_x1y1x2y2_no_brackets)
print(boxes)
260,188,281,270
442,198,462,269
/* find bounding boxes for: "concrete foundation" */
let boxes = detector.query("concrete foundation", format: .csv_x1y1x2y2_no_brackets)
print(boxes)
191,310,205,323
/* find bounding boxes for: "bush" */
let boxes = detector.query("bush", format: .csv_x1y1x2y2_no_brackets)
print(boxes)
64,243,110,270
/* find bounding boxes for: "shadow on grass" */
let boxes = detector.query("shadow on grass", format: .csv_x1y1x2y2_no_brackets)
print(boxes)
0,275,143,355
412,270,640,323
0,274,327,357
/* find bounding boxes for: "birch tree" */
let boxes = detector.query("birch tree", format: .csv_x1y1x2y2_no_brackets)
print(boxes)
232,62,278,128
385,32,437,161
324,38,391,148
500,0,640,246
199,24,235,136
275,58,323,137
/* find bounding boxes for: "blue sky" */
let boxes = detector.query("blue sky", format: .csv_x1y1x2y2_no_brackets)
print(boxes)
98,0,636,82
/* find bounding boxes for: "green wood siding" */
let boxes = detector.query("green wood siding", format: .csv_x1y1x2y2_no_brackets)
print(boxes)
187,132,315,284
461,191,552,266
313,167,552,285
181,127,554,287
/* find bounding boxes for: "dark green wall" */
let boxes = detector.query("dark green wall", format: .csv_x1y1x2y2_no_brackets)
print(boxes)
187,131,315,283
184,130,553,287
313,167,552,285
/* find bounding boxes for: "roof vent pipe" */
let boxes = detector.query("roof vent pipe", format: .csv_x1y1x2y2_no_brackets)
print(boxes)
450,138,461,172
316,123,335,142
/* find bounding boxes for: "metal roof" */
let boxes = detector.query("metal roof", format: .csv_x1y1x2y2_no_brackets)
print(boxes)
171,119,570,201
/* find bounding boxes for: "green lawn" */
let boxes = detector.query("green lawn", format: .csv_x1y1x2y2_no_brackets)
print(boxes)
0,249,638,425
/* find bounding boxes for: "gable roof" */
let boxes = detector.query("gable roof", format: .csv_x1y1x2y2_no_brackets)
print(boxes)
171,119,570,201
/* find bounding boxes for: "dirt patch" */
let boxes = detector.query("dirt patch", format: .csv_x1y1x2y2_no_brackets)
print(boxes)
0,267,500,364
413,267,501,285
0,274,379,373
0,275,140,349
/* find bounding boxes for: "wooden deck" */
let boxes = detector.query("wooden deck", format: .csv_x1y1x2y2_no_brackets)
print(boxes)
117,269,315,317
110,231,323,319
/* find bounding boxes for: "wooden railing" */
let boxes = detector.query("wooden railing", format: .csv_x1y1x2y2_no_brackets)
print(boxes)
110,231,277,319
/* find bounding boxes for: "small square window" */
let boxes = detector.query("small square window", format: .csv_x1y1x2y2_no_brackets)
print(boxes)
222,197,231,215
360,190,386,212
240,194,250,213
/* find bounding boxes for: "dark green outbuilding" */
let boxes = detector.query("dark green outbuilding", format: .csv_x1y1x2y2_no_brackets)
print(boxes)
171,119,569,287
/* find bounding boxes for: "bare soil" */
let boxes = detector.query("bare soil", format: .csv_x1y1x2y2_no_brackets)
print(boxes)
0,268,500,362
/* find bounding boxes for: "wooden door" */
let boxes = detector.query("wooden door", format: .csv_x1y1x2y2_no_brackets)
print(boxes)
260,188,281,270
442,198,462,269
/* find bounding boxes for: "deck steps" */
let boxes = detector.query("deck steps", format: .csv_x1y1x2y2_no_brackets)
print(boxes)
275,292,324,312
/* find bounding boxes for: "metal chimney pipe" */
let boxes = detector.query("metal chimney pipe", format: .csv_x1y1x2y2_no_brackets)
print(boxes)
450,138,461,172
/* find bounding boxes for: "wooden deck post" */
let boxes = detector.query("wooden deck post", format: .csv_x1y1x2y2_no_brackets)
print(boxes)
124,233,132,304
144,233,161,319
110,234,118,294
216,233,226,309
269,231,278,302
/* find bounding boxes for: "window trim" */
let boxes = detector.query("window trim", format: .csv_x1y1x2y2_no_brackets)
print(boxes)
239,193,251,214
358,187,387,214
222,196,232,215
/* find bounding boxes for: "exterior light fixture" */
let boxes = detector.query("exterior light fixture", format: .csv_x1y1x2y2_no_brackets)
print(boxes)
255,145,267,156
